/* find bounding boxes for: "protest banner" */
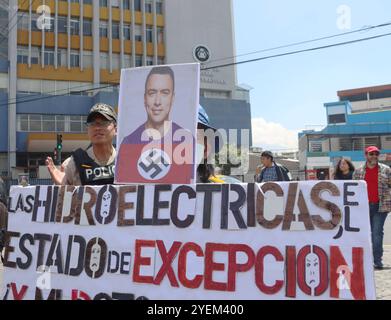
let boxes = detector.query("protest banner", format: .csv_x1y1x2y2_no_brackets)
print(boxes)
115,63,199,185
2,181,375,300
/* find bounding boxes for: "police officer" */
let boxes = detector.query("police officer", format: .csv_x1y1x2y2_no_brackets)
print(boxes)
46,103,117,185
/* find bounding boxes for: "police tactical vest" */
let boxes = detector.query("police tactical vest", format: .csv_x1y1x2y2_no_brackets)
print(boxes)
73,148,115,185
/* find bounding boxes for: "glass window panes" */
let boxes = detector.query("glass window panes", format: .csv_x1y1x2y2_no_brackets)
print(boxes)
84,0,92,4
156,1,163,14
57,16,67,33
145,0,153,13
43,49,55,66
17,46,29,64
123,24,131,40
70,18,80,35
41,80,56,95
135,55,142,67
146,56,153,66
100,21,108,37
83,18,92,36
17,12,29,30
112,53,120,69
83,51,93,68
42,115,55,131
70,115,83,132
112,22,120,39
100,0,108,7
30,115,42,132
135,24,142,41
123,0,130,10
134,0,141,11
157,27,164,43
56,115,65,132
157,57,164,65
146,26,153,42
19,115,29,131
70,51,80,67
100,53,109,69
124,55,132,68
31,13,40,32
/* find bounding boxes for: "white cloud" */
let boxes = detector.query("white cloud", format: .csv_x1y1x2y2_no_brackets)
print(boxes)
252,117,300,151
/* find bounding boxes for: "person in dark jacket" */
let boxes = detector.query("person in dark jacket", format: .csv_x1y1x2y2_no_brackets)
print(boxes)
256,151,291,182
334,158,355,180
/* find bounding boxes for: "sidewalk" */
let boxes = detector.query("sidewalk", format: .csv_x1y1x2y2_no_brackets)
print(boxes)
374,246,391,300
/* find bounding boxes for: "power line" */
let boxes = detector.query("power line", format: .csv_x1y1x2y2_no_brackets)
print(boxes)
203,21,391,66
201,31,391,71
2,29,391,107
5,82,118,104
0,83,117,107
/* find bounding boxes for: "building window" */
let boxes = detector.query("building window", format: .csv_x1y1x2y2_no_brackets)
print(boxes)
100,0,108,7
309,141,322,153
100,53,109,69
112,53,120,69
145,0,153,13
57,16,67,33
70,51,80,67
134,24,142,41
43,48,55,66
30,115,42,132
124,55,132,68
135,55,142,67
17,46,29,64
328,114,346,124
17,12,30,30
84,0,92,4
123,0,130,10
111,0,120,7
70,0,80,3
42,115,56,132
56,115,65,132
70,115,86,132
157,57,164,65
157,27,164,43
123,24,131,40
83,51,93,68
83,18,92,36
58,49,66,67
31,13,40,32
146,26,153,42
112,22,120,39
134,0,141,11
146,56,154,66
156,1,163,14
69,18,80,36
99,21,108,37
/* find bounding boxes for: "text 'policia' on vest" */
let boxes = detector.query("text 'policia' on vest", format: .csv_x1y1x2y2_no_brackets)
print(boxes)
73,148,115,186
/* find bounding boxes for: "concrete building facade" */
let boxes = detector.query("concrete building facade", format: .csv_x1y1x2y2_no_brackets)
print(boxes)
0,0,252,179
299,84,391,180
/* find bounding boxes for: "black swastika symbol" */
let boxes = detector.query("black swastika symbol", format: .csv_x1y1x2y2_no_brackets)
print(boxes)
138,149,170,179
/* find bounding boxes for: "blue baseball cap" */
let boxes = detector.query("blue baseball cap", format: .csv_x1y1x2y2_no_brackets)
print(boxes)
198,105,216,131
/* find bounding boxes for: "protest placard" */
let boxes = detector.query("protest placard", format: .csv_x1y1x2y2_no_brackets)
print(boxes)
2,181,375,300
115,63,199,185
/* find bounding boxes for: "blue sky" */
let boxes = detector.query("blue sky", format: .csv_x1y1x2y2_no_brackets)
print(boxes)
233,0,391,151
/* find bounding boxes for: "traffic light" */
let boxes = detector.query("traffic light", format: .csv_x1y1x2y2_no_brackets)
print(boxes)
56,134,63,151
